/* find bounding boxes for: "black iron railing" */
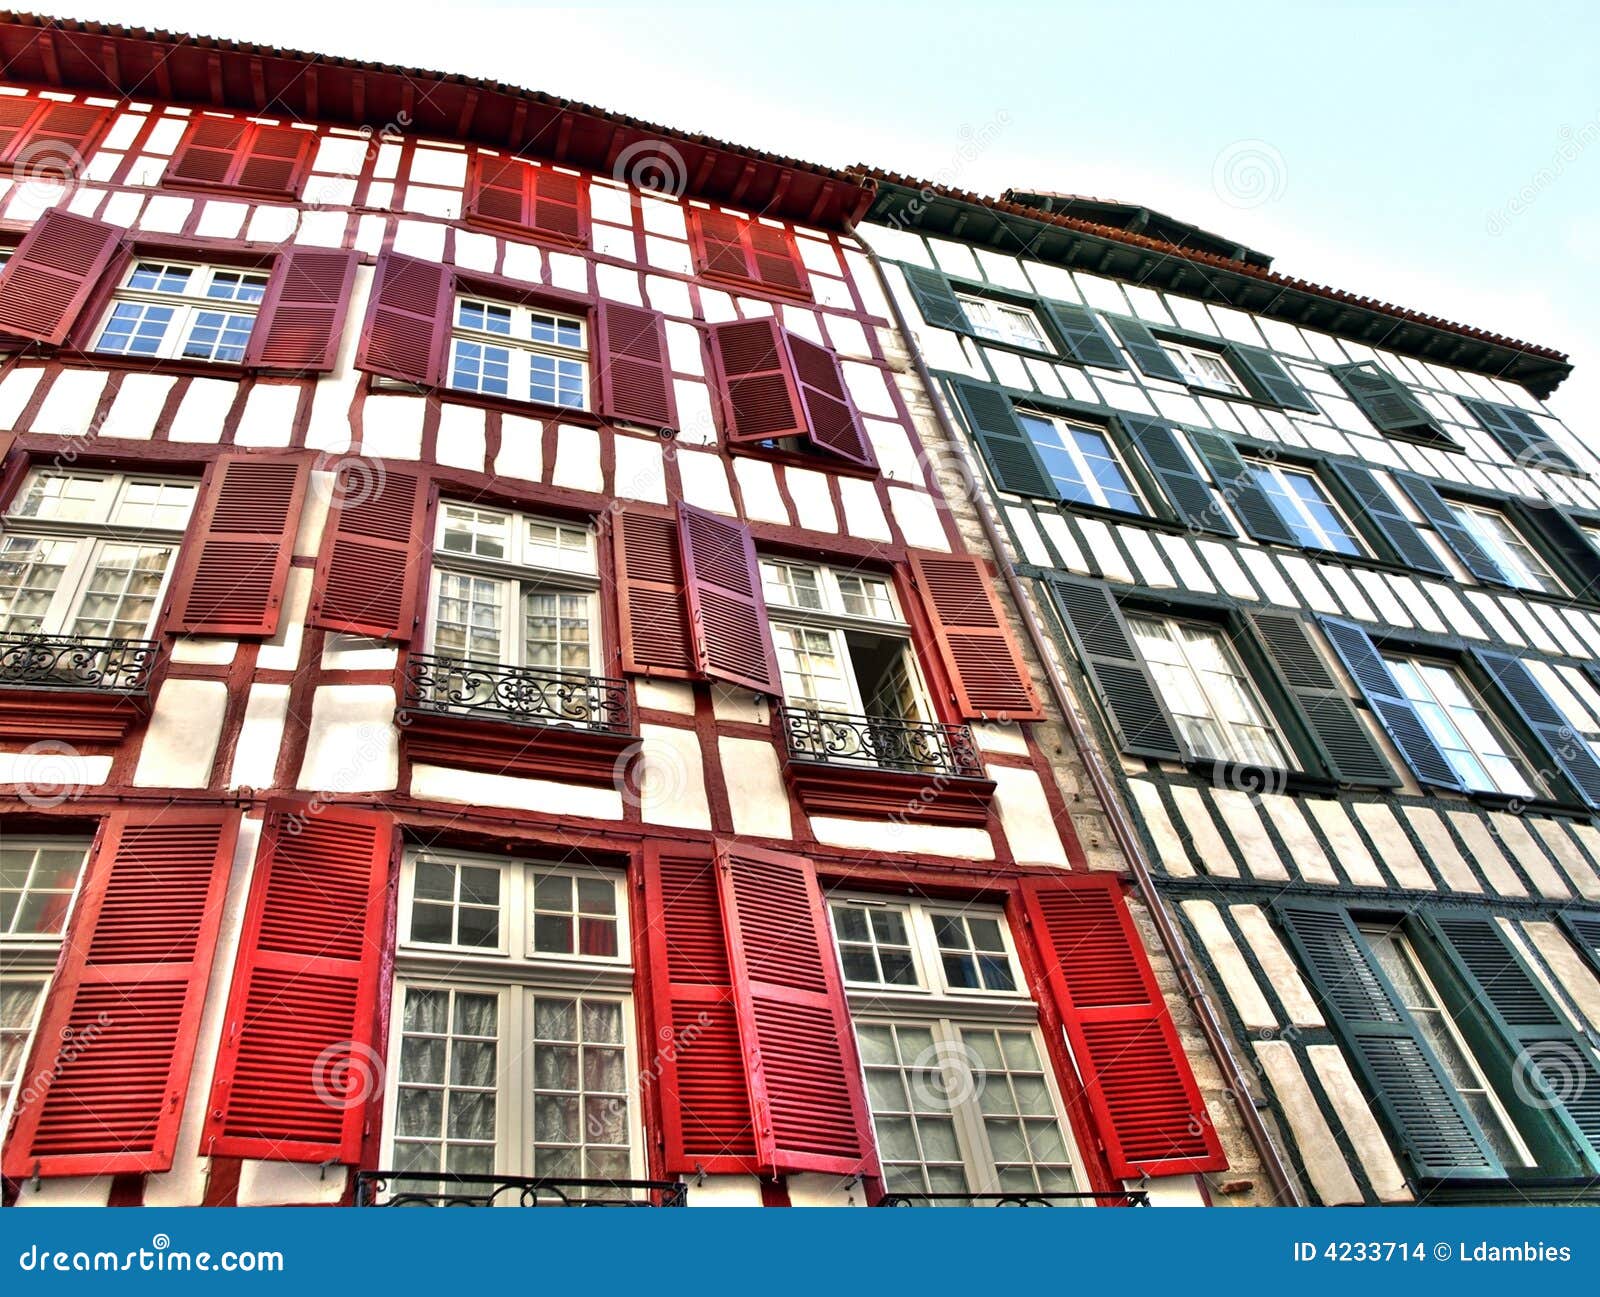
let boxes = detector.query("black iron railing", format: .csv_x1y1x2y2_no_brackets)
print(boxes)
879,1190,1150,1207
778,704,984,778
354,1170,687,1207
402,652,631,734
0,630,158,693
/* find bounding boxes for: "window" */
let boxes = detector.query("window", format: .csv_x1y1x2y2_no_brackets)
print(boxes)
1160,340,1247,396
0,979,46,1131
1015,410,1144,514
93,261,268,363
1,838,90,936
1449,502,1565,595
1127,614,1289,767
1250,461,1364,556
1381,655,1544,798
448,296,588,410
955,294,1049,350
0,470,196,640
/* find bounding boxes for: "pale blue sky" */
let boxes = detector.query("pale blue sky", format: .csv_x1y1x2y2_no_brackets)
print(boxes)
56,1,1600,421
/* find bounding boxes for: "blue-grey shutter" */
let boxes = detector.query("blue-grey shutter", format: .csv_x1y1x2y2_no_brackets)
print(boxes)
1473,650,1600,808
1511,500,1600,595
1327,463,1448,575
1392,473,1505,584
901,263,972,335
1273,901,1503,1182
1118,417,1233,536
1041,300,1124,370
1186,429,1298,546
1047,575,1183,760
1559,911,1600,977
1461,397,1578,473
1317,616,1462,790
946,378,1054,499
1104,314,1184,382
1330,362,1440,436
1223,344,1319,412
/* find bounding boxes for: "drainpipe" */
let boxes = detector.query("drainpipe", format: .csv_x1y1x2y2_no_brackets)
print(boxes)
851,228,1302,1206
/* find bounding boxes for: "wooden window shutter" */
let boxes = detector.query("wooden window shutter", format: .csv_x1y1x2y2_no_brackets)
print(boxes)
1461,397,1578,472
169,453,311,637
307,463,429,641
528,167,587,247
2,808,240,1179
747,222,809,295
1330,362,1439,435
1187,428,1297,545
708,317,805,444
168,118,310,196
948,378,1054,499
465,154,588,248
690,209,751,281
1223,344,1319,412
0,208,124,344
1474,650,1600,809
1047,575,1182,760
244,248,359,373
165,117,246,186
901,263,972,334
909,550,1043,722
716,841,877,1177
1104,315,1185,382
786,333,875,469
1513,499,1600,591
1326,463,1448,574
203,801,394,1164
1119,417,1234,536
690,209,808,296
677,502,782,694
353,252,454,388
1273,900,1503,1181
1392,473,1505,584
1558,911,1600,977
1042,300,1124,370
1021,874,1226,1178
597,302,676,431
1317,616,1462,790
465,155,526,225
0,100,109,171
614,508,694,678
641,840,756,1172
1243,609,1396,786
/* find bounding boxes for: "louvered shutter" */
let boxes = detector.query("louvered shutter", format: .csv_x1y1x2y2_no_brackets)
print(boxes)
677,502,781,693
947,378,1053,498
1223,344,1319,412
168,119,309,196
1461,397,1578,473
465,155,587,247
1558,911,1600,977
1474,650,1600,808
244,248,358,373
598,302,676,431
1,809,239,1179
169,453,310,636
464,154,528,226
0,208,123,344
690,209,751,281
1104,315,1184,382
307,463,428,641
1187,428,1297,545
0,96,41,156
1047,575,1182,759
1042,300,1124,369
709,318,805,444
900,263,972,334
1119,417,1233,535
1330,363,1438,435
0,101,109,171
787,333,875,468
527,167,587,247
614,509,694,678
354,252,454,387
909,550,1043,721
166,117,247,186
1021,874,1226,1177
235,125,313,195
641,841,756,1172
717,842,877,1177
1512,500,1600,593
1327,463,1448,574
1317,616,1462,790
1244,609,1395,786
1274,901,1503,1181
1392,473,1505,583
203,802,393,1164
748,223,809,296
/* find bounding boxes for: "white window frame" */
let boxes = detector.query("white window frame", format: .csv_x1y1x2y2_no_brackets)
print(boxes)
1249,460,1366,556
1450,502,1566,595
0,975,49,1136
1160,339,1248,396
954,293,1049,350
827,895,1027,1001
447,295,590,412
1,836,92,943
91,259,269,363
1014,408,1147,515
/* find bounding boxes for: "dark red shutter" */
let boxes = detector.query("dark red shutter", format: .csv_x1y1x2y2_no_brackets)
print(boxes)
465,154,527,225
690,210,808,297
786,333,874,468
169,453,310,637
527,167,587,248
0,96,40,156
708,318,805,444
678,502,782,694
203,801,393,1164
166,117,248,186
908,551,1044,721
465,155,587,248
598,302,676,431
1020,874,1227,1178
0,208,124,344
306,463,428,640
244,248,358,373
167,118,309,196
691,208,753,281
717,842,877,1177
234,124,313,195
614,508,694,678
354,252,454,388
1,809,240,1179
0,100,109,171
747,222,809,295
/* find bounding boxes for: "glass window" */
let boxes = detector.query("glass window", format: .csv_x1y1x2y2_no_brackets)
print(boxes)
955,294,1049,350
830,902,920,987
931,912,1017,992
1,979,46,1129
1383,656,1543,797
1016,411,1143,514
1161,341,1247,396
407,858,502,950
1450,503,1565,595
449,296,588,411
93,261,268,363
0,839,90,936
529,994,632,1181
857,1021,971,1195
529,871,620,959
1250,462,1364,555
392,986,501,1178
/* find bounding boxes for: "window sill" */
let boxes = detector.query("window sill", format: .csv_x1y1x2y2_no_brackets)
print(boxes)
460,210,590,253
56,351,289,383
727,438,881,481
696,265,813,304
1181,759,1349,797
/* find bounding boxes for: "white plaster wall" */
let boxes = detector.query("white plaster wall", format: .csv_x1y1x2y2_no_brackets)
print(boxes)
294,685,399,792
132,678,227,787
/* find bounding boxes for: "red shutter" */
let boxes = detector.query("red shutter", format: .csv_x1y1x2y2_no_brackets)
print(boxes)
0,208,123,344
244,248,358,373
168,453,310,637
354,252,453,388
708,318,805,444
717,841,877,1177
908,550,1044,721
1,808,240,1179
0,96,40,156
786,333,875,468
465,155,588,248
166,117,247,186
234,124,313,196
690,208,753,281
1020,874,1227,1178
465,154,529,227
677,502,782,694
598,302,676,431
614,508,694,678
167,118,309,196
748,222,809,295
527,166,587,248
0,101,109,171
202,801,394,1164
641,840,757,1172
307,463,428,640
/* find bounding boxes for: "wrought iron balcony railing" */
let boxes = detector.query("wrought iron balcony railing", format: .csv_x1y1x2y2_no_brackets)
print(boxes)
354,1170,687,1207
778,703,985,778
879,1190,1150,1207
0,630,159,694
402,652,632,734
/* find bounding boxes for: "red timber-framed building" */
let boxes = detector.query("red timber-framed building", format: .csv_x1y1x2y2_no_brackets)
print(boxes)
0,15,1258,1208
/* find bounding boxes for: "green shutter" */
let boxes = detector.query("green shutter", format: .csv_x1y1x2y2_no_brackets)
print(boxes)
901,263,973,335
1273,901,1503,1182
1326,463,1448,575
1317,616,1463,790
1223,344,1319,412
1473,650,1600,809
1330,362,1439,435
1510,499,1600,592
1041,300,1124,370
1558,911,1600,977
1392,473,1505,584
1461,397,1578,473
1186,429,1298,546
1118,417,1234,536
1244,609,1396,787
1047,576,1183,760
947,378,1054,499
1104,314,1185,382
